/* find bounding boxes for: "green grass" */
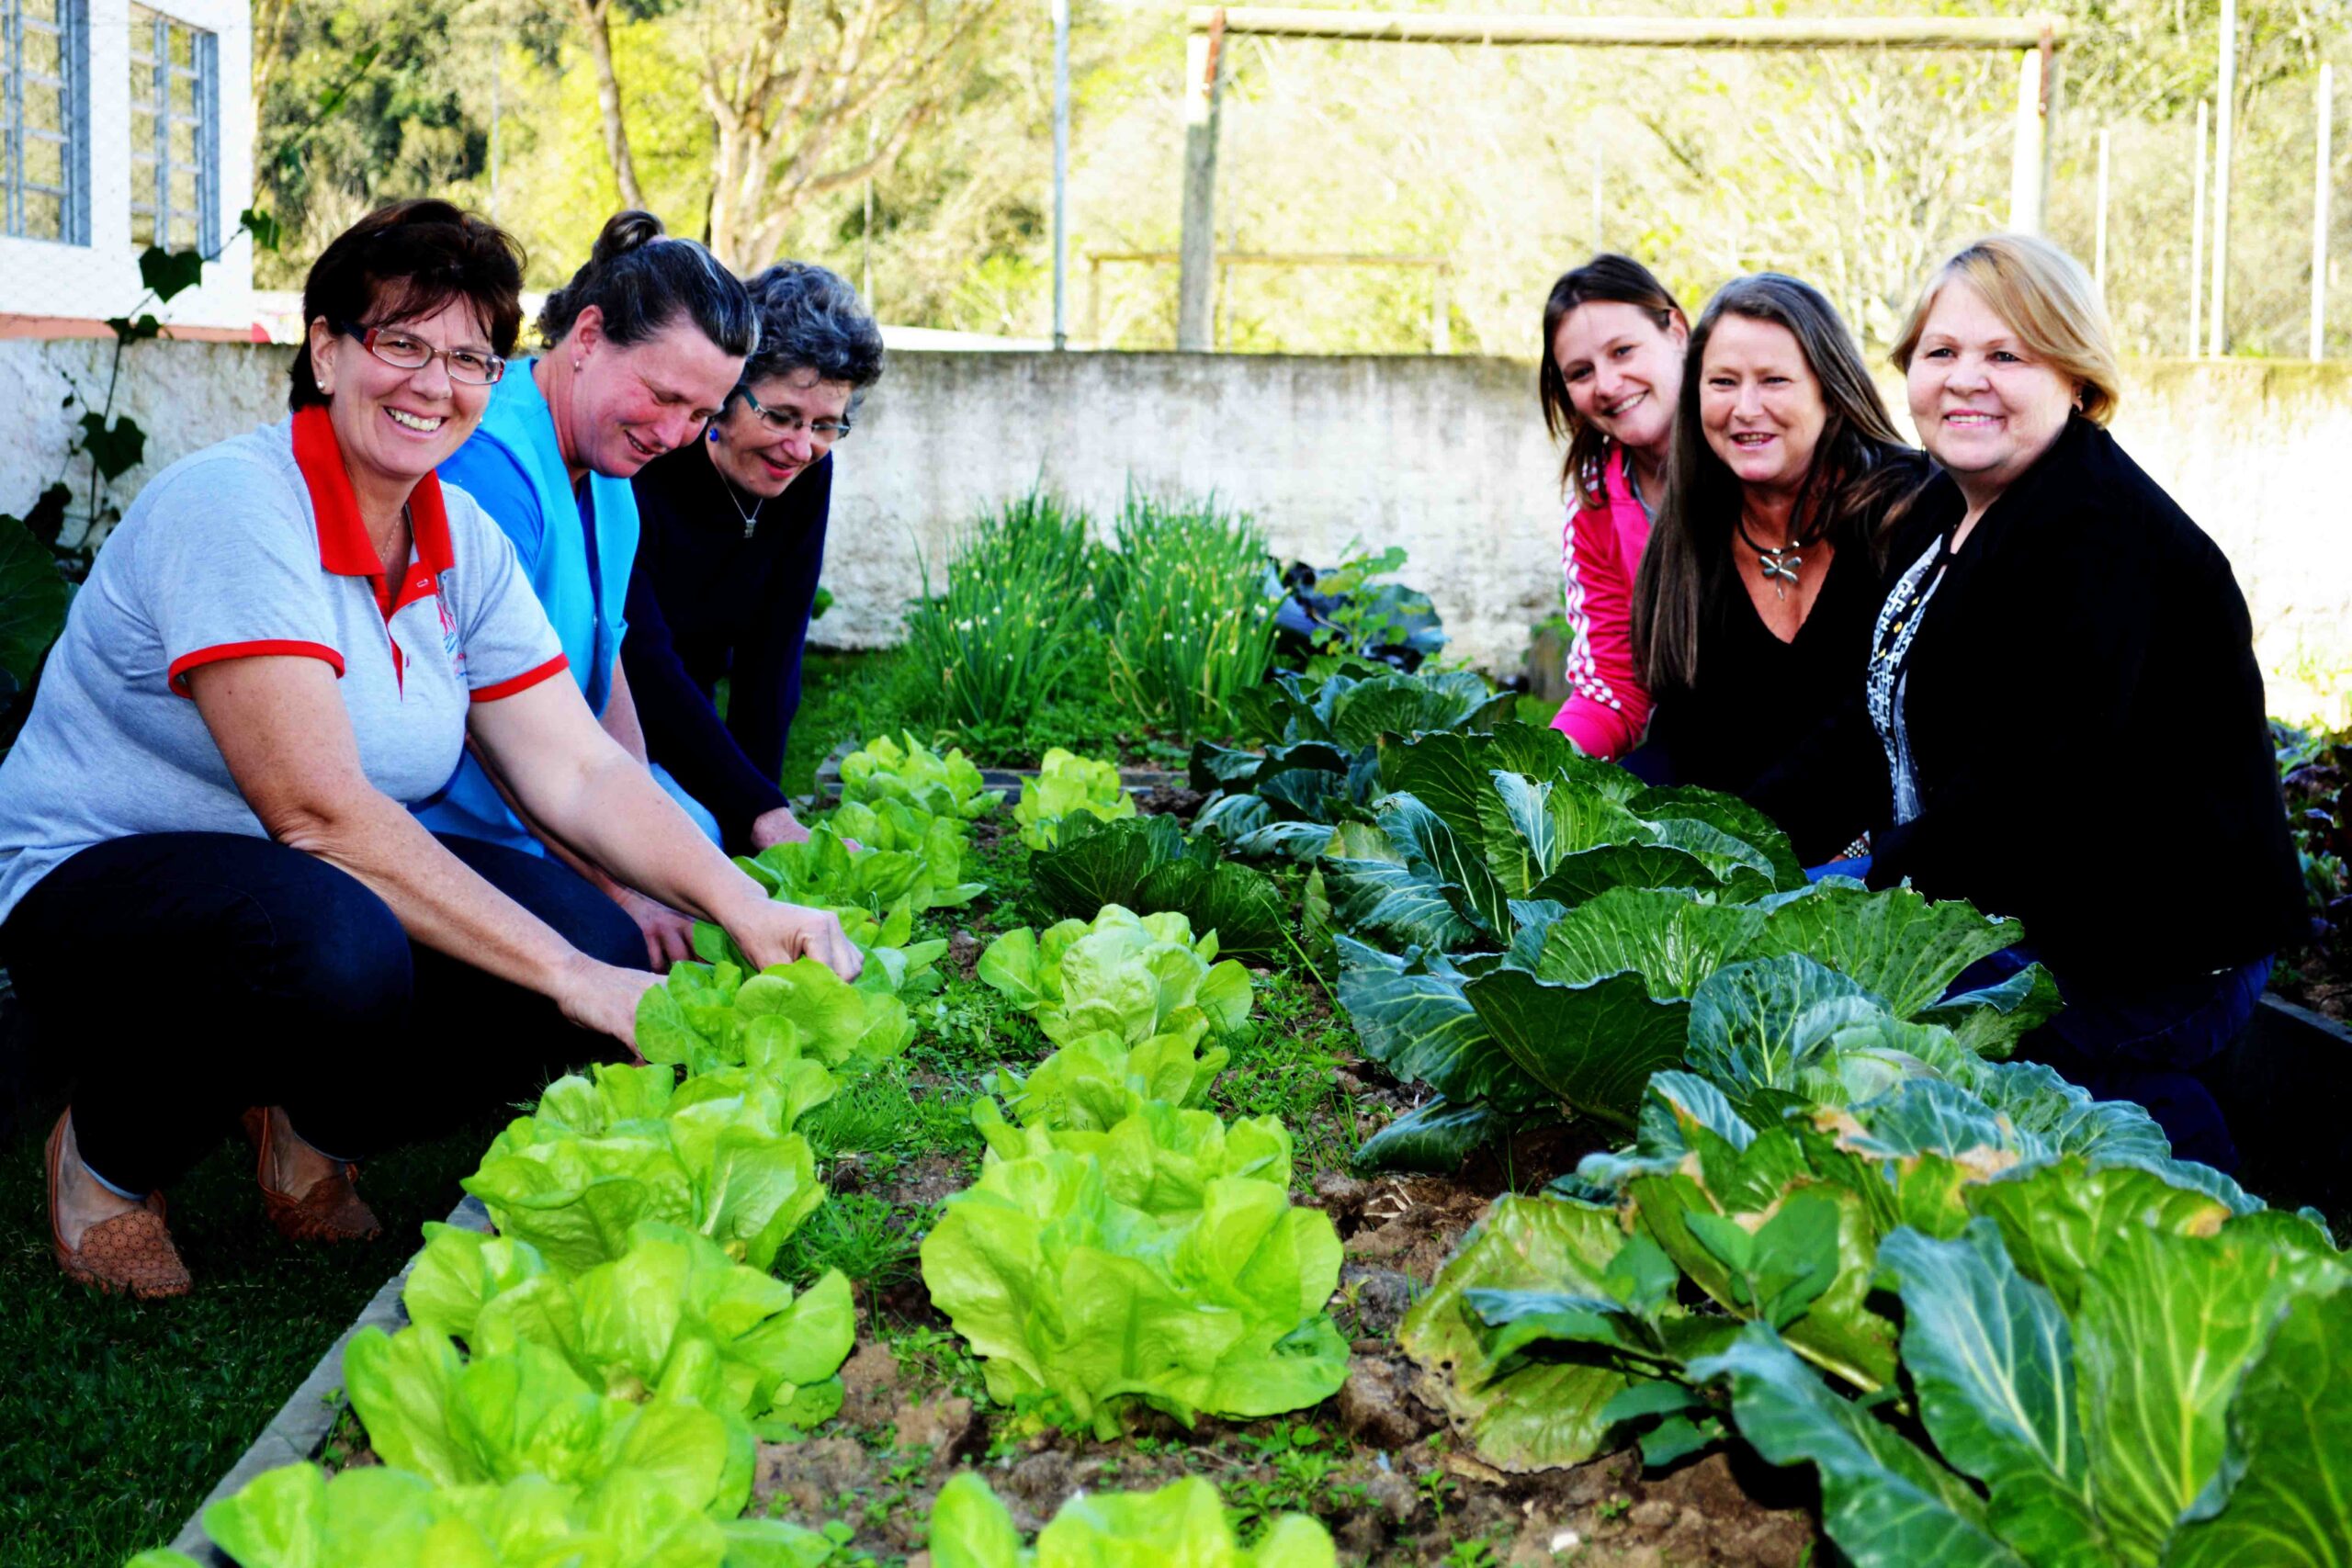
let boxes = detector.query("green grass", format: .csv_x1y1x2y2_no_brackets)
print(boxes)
0,1109,503,1568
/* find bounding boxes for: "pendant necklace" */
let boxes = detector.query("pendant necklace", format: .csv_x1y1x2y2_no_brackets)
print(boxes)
1736,514,1803,600
720,473,765,540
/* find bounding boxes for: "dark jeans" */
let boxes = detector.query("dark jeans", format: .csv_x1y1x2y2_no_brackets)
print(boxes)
1946,945,2270,1174
4,830,644,1196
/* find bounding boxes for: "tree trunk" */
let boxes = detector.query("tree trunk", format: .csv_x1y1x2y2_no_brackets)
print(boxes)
573,0,646,210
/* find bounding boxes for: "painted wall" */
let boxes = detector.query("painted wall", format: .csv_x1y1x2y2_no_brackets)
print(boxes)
4,342,2349,717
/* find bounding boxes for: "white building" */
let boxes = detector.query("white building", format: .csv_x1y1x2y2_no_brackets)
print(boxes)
0,0,256,338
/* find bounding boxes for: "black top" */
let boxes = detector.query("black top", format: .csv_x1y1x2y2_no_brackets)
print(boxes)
623,442,833,852
1646,522,1888,800
1753,415,2304,992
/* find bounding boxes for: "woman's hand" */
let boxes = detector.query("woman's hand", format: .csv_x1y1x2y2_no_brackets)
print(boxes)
726,899,863,981
608,884,698,971
751,807,859,854
553,953,664,1059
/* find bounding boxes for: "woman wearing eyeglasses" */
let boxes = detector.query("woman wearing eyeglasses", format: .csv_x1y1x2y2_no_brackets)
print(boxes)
622,263,886,857
0,200,859,1298
418,210,757,968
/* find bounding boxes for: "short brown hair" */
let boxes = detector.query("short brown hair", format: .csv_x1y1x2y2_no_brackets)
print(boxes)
1892,233,2121,425
288,199,527,412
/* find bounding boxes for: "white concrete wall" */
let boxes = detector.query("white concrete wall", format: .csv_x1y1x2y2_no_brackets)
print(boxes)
4,342,2350,717
0,0,256,330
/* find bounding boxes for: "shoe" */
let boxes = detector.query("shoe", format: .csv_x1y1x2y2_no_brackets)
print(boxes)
240,1106,381,1244
47,1111,190,1299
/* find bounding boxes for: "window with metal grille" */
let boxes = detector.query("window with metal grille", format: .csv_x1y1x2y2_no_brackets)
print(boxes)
129,3,213,253
2,0,85,243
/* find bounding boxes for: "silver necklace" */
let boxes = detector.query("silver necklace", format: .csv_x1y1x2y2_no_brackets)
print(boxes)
720,474,765,540
1736,515,1803,599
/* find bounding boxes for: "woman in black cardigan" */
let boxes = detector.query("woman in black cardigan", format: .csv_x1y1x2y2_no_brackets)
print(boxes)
1756,234,2304,1169
1630,273,1926,803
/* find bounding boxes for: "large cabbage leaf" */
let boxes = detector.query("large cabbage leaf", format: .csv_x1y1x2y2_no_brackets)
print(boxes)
1690,1215,2348,1568
919,1104,1347,1437
1191,668,1513,859
1029,812,1287,959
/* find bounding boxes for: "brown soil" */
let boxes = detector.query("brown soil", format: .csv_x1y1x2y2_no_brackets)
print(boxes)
744,1147,1818,1567
1134,785,1207,820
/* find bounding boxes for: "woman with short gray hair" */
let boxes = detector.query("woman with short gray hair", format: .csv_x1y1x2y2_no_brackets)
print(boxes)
623,262,886,853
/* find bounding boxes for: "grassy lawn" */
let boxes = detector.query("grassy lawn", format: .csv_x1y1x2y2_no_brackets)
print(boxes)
0,1109,503,1568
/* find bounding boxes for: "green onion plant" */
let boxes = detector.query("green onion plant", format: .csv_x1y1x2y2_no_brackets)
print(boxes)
901,491,1102,732
1099,491,1282,740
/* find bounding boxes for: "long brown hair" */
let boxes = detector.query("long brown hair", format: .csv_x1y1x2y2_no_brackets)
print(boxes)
1538,255,1687,512
1632,272,1922,694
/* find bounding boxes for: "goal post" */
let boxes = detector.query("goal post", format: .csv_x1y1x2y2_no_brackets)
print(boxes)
1176,6,2070,349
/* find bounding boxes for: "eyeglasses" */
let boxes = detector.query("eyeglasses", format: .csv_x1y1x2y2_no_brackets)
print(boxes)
738,385,852,443
335,321,507,386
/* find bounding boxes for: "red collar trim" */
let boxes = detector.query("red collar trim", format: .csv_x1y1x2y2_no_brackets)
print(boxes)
290,404,457,579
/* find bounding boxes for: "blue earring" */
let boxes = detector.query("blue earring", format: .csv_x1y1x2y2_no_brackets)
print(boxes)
707,427,719,442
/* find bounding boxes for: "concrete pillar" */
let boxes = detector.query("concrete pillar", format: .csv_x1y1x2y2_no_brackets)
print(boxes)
1176,20,1227,352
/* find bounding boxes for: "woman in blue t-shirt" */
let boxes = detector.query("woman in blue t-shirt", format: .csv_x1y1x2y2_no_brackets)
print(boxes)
0,202,859,1300
424,211,758,968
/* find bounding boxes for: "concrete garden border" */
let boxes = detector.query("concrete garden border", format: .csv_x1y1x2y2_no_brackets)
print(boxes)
165,1195,494,1564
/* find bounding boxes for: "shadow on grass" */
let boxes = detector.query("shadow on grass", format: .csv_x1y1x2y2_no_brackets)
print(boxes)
0,1105,501,1568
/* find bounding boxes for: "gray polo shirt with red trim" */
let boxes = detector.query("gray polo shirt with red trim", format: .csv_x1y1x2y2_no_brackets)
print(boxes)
0,407,569,921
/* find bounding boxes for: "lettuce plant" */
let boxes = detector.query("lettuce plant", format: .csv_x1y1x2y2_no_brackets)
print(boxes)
403,1220,856,1437
919,1101,1347,1436
691,897,950,1000
838,731,1002,820
1028,812,1287,959
1013,746,1136,850
740,820,984,915
638,956,916,1077
985,1023,1230,1133
344,1324,753,1518
142,1461,834,1568
1191,667,1515,859
929,1470,1335,1568
464,1065,827,1271
977,905,1253,1046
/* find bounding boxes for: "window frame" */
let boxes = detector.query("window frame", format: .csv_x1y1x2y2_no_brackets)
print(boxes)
127,0,214,254
1,0,89,245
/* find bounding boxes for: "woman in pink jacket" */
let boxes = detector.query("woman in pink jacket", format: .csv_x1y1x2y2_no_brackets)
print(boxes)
1538,256,1689,759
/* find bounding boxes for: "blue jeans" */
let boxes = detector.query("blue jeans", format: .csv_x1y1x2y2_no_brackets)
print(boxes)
1945,945,2270,1173
3,830,646,1195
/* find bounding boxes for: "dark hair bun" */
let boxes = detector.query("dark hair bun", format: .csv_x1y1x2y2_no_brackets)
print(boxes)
537,209,756,359
592,210,668,265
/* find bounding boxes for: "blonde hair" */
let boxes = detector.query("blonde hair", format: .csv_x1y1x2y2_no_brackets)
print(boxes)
1892,233,2121,425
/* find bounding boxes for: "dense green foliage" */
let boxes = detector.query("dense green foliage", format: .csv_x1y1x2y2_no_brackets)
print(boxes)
929,1470,1336,1568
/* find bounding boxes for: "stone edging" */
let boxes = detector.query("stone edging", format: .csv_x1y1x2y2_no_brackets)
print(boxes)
165,1194,494,1563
